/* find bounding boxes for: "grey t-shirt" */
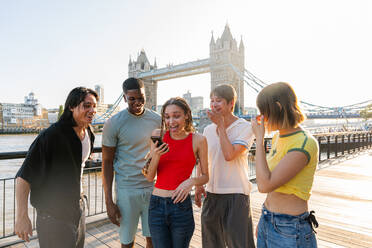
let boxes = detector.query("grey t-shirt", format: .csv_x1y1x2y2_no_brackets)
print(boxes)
102,108,161,189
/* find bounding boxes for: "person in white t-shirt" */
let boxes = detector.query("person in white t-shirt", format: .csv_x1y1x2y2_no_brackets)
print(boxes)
195,84,255,248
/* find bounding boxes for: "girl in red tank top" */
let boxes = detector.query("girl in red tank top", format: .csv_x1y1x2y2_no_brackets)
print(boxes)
143,97,209,248
154,130,196,190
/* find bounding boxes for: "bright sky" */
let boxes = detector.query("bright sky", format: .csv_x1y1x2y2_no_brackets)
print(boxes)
1,0,371,111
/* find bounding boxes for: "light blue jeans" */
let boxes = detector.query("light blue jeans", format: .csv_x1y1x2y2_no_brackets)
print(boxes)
257,205,317,248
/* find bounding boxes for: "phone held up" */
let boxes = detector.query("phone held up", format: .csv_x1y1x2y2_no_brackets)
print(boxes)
151,136,163,147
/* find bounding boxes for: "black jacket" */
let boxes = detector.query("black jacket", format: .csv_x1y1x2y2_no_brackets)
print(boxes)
16,119,95,221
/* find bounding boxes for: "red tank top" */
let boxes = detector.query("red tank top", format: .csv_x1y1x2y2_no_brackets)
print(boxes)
155,131,196,190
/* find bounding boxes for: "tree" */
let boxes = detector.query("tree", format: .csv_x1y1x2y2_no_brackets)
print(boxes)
58,105,64,119
360,104,372,120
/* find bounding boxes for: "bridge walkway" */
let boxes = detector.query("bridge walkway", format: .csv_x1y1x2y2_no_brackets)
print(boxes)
8,150,372,248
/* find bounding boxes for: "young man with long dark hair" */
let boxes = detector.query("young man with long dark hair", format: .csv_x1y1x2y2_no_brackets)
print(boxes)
15,87,98,248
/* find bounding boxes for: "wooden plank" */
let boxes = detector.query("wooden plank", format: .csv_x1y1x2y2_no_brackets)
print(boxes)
86,226,121,248
317,239,346,248
85,231,109,248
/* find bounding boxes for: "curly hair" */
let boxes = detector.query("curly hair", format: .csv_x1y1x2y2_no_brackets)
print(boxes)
159,97,195,137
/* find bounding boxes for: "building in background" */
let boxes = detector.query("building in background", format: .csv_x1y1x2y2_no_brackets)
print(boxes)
0,92,45,127
31,108,49,128
1,103,35,126
94,84,120,119
183,91,192,105
244,107,257,116
95,84,104,104
47,108,59,124
24,92,38,105
182,91,203,116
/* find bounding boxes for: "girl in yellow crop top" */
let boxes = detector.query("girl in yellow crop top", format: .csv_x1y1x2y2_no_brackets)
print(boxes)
252,82,319,248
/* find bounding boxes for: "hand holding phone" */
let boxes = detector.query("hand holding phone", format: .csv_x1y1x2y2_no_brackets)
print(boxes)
151,136,163,147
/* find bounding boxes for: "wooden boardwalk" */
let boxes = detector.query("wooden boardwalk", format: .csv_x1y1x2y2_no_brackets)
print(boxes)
5,150,372,248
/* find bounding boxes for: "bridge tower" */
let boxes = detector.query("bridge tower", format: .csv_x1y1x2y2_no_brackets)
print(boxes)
128,49,158,110
210,24,245,113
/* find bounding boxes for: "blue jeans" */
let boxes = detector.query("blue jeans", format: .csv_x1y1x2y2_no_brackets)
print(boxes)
257,205,317,248
148,195,195,248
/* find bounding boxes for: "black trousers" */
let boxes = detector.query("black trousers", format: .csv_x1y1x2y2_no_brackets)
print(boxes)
36,199,86,248
201,192,255,248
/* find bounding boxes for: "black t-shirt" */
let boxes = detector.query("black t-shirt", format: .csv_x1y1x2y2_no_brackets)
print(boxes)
16,120,95,221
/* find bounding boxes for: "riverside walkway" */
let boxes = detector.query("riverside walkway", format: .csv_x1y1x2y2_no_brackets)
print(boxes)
6,150,372,248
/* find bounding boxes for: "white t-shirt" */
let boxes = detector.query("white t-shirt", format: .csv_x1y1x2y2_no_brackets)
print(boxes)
81,129,91,193
203,118,255,195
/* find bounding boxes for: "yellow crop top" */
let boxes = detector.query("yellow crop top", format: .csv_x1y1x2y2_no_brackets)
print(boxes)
267,130,319,200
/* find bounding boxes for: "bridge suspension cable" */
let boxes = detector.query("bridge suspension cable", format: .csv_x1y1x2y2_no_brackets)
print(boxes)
228,64,261,93
244,69,268,88
93,92,123,124
228,63,371,117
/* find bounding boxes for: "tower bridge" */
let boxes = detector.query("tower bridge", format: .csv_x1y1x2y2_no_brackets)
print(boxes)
92,24,371,125
129,24,245,112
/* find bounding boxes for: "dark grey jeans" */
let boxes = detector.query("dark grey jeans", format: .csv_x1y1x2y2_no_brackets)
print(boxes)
36,199,86,248
201,192,255,248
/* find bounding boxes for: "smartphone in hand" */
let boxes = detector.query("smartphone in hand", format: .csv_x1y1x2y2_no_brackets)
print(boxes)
150,136,163,147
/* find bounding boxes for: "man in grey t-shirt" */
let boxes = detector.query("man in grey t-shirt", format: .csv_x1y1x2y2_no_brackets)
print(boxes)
102,78,161,248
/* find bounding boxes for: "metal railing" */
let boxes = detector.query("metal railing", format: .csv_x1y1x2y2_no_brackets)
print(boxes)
0,148,105,240
314,131,372,161
1,131,371,241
